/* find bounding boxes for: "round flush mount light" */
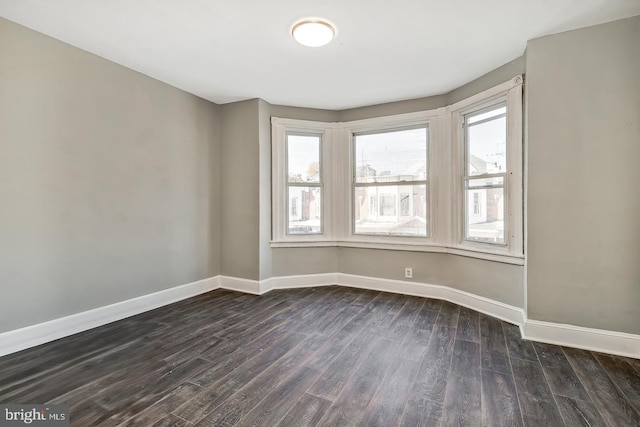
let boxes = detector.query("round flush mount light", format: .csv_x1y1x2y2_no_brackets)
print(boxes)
291,18,336,47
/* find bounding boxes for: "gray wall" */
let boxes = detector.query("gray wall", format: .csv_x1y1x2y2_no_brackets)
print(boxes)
526,16,640,334
272,248,339,277
219,99,260,280
337,55,525,121
0,18,221,333
339,95,447,122
446,56,525,105
258,99,273,280
338,249,524,307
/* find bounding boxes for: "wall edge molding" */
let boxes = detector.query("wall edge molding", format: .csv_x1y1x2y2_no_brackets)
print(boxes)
219,275,261,295
0,276,220,358
261,273,338,293
334,273,525,326
523,319,640,359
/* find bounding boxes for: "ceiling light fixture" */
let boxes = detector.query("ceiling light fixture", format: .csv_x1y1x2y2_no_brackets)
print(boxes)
291,18,336,47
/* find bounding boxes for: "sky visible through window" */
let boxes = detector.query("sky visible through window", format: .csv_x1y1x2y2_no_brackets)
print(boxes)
467,106,506,174
354,127,427,180
287,134,320,182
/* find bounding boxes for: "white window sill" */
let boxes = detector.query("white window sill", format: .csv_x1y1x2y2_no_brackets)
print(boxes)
270,240,524,265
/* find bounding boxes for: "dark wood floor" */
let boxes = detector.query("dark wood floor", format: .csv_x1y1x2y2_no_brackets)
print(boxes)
1,286,639,426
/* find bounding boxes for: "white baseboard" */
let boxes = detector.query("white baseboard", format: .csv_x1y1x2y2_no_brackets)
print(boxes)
0,276,220,358
219,276,261,295
2,273,638,360
335,273,525,326
261,273,338,293
523,319,640,359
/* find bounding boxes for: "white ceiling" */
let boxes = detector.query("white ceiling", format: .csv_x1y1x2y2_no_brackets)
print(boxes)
1,1,639,110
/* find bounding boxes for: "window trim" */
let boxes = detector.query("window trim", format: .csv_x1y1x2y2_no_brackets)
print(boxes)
450,76,523,255
342,110,441,247
271,76,524,264
272,119,335,243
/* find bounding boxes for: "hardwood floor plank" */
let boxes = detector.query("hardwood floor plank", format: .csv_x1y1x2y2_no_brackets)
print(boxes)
409,302,459,403
361,357,420,427
214,299,293,339
191,325,297,386
441,339,482,426
192,362,313,426
437,300,459,321
317,338,400,426
149,414,191,427
234,367,320,427
306,328,379,400
626,358,640,375
312,299,366,337
480,313,511,374
503,323,537,362
421,298,442,312
555,395,606,427
362,292,408,334
381,296,424,343
532,342,591,401
510,356,564,426
0,319,161,394
93,357,213,426
398,304,439,362
295,289,362,335
118,382,202,426
275,393,332,427
593,353,640,415
481,369,524,427
172,332,319,422
455,306,480,343
563,347,640,426
1,337,153,402
398,303,458,426
399,397,443,427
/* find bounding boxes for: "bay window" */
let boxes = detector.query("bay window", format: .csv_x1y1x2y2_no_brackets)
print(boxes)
271,76,523,264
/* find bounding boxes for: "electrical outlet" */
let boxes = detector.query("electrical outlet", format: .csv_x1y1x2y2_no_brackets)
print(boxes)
404,267,413,279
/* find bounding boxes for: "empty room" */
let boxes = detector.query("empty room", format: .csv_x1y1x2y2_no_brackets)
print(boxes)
1,1,639,426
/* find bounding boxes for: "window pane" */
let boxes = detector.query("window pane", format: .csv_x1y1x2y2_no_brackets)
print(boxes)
354,184,427,236
354,127,427,183
287,134,320,183
467,107,506,176
465,183,504,244
467,106,506,124
466,176,504,189
288,186,321,234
